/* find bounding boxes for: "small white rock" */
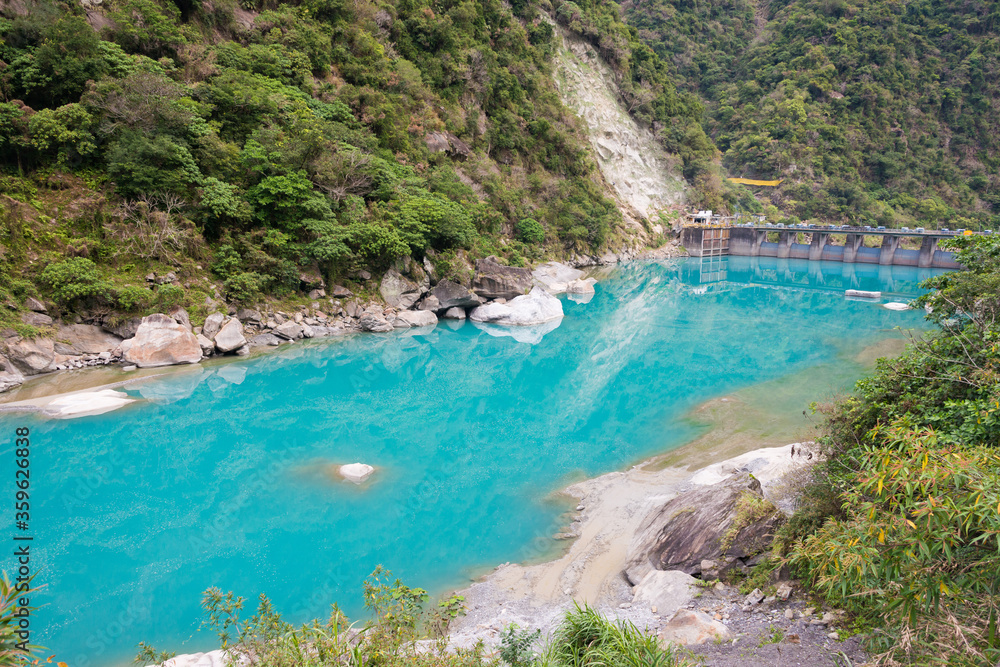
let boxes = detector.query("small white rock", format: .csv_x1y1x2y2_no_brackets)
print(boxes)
122,365,137,372
339,462,374,483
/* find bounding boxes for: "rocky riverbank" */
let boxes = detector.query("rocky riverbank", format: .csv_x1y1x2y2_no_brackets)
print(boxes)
2,248,686,402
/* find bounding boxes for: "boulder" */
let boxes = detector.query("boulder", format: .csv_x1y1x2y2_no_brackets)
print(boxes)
359,307,394,333
213,318,247,353
331,285,353,298
418,295,441,312
431,280,480,310
301,324,316,338
339,462,375,483
624,472,784,585
423,256,438,284
250,333,284,347
883,302,910,311
299,270,325,291
21,312,53,327
102,316,143,340
202,313,226,339
631,570,698,616
25,297,47,313
55,324,123,355
393,310,438,329
273,321,303,340
3,337,55,374
442,307,466,320
123,314,203,368
236,308,262,323
473,256,533,300
380,269,421,310
567,278,597,294
42,389,134,419
0,355,24,392
532,262,584,292
170,307,192,331
658,610,733,646
469,287,563,326
196,334,215,356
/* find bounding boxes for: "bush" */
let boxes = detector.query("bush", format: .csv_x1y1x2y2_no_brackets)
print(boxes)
222,271,268,304
515,218,545,245
39,257,110,306
106,131,202,198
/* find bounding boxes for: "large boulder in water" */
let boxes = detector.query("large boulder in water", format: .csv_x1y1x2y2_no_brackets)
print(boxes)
473,256,532,300
124,314,203,368
0,354,24,392
624,472,783,585
380,268,422,310
469,287,563,326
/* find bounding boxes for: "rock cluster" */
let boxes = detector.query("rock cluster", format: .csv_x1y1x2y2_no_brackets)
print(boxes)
0,255,600,393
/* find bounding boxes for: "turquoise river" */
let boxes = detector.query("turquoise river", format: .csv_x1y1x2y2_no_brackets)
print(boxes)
0,256,947,665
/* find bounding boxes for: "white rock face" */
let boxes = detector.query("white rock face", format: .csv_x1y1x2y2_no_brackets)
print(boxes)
42,389,134,419
124,314,203,368
550,21,685,219
469,287,563,326
393,310,438,328
631,570,698,617
533,262,584,292
340,462,375,483
883,301,911,310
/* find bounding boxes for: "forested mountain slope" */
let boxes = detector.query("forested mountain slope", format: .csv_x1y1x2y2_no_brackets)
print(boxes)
624,0,1000,228
0,0,713,327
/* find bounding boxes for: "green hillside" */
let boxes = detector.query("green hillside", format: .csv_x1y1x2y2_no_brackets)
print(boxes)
0,0,718,326
624,0,1000,228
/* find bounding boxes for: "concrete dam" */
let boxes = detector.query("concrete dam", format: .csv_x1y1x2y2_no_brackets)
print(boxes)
681,226,963,269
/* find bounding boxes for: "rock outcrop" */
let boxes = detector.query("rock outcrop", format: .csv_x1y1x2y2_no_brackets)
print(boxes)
3,337,55,374
123,314,203,368
624,472,784,585
0,355,24,392
469,287,563,326
54,324,123,355
473,256,533,300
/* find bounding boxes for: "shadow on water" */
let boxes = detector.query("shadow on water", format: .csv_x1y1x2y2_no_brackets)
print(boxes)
0,257,946,665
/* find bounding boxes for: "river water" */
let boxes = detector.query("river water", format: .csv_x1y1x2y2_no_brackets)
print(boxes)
0,257,945,664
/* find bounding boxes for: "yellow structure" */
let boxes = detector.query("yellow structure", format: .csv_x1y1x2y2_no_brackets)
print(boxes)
727,177,784,186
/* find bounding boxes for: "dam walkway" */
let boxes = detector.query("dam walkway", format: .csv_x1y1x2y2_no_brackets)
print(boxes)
681,225,965,269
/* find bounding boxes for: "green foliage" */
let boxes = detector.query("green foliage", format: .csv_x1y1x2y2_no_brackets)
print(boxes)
393,191,476,252
39,257,110,306
106,0,187,58
788,236,1000,664
28,104,97,163
0,571,44,662
106,131,202,197
500,624,540,667
515,218,545,246
625,0,1000,225
543,604,695,667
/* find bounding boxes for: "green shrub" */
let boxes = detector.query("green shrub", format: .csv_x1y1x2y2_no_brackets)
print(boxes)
39,257,110,306
113,285,152,311
155,283,185,309
222,271,268,304
106,131,202,198
515,218,545,246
